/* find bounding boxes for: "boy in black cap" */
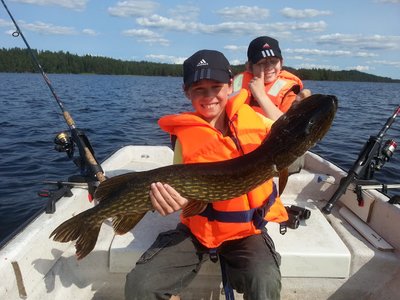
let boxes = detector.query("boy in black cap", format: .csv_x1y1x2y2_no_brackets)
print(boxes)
125,49,286,300
182,49,232,88
233,36,311,121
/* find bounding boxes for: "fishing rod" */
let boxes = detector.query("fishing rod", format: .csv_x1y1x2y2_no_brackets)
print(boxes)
322,105,400,214
1,0,106,186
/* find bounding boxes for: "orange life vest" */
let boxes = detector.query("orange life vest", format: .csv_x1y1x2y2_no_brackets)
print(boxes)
158,89,288,248
233,70,304,113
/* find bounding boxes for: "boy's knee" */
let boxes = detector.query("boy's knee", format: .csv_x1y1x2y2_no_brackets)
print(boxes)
125,269,153,299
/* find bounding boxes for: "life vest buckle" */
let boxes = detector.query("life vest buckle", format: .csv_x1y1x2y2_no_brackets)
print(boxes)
279,223,287,235
209,248,219,263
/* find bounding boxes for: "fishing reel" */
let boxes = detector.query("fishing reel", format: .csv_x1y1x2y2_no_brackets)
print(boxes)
374,139,397,171
54,131,74,158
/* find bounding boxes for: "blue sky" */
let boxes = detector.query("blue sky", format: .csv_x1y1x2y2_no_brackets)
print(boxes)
1,0,399,79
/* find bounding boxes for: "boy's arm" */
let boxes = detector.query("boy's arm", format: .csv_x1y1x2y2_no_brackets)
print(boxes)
149,138,188,216
280,88,312,113
173,139,183,164
256,112,274,130
249,72,284,121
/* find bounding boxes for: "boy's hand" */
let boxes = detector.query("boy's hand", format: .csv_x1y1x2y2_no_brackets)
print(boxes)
249,70,267,102
296,89,312,101
150,182,189,216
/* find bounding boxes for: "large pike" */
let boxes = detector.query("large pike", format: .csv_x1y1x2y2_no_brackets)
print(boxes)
50,94,338,259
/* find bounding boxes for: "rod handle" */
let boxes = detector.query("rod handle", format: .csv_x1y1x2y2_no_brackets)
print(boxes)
63,111,75,127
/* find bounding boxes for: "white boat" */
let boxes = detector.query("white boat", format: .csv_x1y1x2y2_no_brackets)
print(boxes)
1,144,399,300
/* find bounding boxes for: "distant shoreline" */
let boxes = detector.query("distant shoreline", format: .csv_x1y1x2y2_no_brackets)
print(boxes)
1,47,399,83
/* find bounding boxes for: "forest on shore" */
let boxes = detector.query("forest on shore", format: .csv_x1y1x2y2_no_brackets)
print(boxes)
1,47,399,83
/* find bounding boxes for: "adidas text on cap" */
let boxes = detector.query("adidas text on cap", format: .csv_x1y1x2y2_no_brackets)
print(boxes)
183,49,232,87
247,36,283,64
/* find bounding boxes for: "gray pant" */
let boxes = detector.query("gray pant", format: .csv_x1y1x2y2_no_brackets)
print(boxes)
125,223,281,300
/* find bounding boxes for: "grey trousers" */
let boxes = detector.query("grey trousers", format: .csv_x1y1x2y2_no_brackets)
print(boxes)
125,223,281,300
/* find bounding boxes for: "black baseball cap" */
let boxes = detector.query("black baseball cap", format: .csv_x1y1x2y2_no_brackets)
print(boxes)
247,36,283,64
183,50,232,87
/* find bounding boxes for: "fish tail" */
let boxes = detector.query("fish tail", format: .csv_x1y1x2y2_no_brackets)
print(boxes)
50,211,102,260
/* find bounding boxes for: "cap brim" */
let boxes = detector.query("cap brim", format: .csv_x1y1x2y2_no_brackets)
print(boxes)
250,51,282,64
185,68,231,86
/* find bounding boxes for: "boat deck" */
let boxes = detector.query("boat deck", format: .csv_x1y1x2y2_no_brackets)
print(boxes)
1,146,399,300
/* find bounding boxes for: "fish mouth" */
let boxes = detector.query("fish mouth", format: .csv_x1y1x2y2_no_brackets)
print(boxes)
326,95,338,112
305,95,337,135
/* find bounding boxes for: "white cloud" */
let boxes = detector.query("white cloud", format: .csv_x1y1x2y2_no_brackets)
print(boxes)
368,60,400,68
137,15,327,35
230,59,242,65
145,54,185,64
141,37,170,46
0,18,13,27
82,29,98,36
317,33,400,50
281,7,332,19
136,14,188,31
108,1,159,17
1,18,97,37
122,28,169,46
216,6,269,20
374,0,400,3
224,45,247,52
20,21,77,35
197,21,252,34
286,55,313,62
283,21,327,32
11,0,87,11
285,48,378,58
122,28,158,38
349,65,370,72
168,5,200,21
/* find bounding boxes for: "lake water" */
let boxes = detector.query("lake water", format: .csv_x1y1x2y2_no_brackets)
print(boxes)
0,73,399,244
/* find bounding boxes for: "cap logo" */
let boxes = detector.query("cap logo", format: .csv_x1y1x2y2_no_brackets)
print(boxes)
262,43,271,49
196,59,208,67
262,49,275,57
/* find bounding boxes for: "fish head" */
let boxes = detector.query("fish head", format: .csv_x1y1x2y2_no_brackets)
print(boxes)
268,94,338,169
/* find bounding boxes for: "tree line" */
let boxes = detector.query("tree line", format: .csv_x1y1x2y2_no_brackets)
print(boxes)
1,47,398,83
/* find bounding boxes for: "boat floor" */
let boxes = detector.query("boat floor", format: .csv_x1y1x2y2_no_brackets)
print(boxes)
1,146,400,300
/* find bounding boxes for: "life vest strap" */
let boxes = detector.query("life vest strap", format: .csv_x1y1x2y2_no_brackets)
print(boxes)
199,184,278,229
219,255,235,300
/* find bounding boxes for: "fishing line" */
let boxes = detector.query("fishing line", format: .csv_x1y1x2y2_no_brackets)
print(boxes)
1,0,106,183
1,0,69,124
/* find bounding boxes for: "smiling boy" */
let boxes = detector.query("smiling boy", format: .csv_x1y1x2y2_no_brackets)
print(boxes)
234,36,311,121
124,49,287,300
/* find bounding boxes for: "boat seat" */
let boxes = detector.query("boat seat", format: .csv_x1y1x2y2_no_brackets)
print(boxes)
106,148,351,297
109,170,351,279
287,154,304,175
109,199,351,278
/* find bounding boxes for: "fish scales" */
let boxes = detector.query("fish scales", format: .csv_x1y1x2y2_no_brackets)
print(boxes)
50,94,338,259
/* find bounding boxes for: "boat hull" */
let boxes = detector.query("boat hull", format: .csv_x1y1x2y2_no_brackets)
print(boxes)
1,146,399,300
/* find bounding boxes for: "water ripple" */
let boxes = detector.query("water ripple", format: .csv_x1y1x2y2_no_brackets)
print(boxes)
0,74,399,242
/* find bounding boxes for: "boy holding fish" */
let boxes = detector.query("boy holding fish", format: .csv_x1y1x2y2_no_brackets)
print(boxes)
125,49,288,300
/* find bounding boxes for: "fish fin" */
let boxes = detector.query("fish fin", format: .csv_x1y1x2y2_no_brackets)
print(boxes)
278,168,289,195
50,214,84,242
94,172,138,202
182,200,208,218
112,213,146,235
75,225,102,260
49,210,102,260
